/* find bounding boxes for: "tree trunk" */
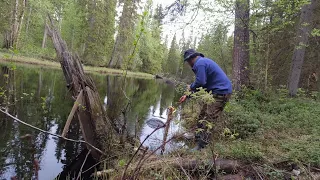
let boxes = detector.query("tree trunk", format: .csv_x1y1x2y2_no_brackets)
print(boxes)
46,18,116,160
288,0,316,96
3,0,26,49
25,5,32,35
42,22,48,48
232,0,250,91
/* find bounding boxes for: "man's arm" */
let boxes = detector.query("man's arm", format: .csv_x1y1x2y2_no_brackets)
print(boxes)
190,65,207,91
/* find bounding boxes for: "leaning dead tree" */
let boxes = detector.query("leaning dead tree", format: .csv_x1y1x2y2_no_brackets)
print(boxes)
46,17,116,160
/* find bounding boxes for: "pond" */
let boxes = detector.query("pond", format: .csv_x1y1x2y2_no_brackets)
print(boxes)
0,64,183,180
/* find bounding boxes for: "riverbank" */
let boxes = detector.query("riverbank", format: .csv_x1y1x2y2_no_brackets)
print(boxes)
170,89,320,179
0,53,154,79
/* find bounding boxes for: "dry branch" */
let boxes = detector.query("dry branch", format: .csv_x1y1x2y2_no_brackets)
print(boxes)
62,89,83,138
0,109,104,155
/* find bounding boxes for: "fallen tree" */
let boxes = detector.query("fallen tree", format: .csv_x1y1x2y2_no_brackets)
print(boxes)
46,17,116,160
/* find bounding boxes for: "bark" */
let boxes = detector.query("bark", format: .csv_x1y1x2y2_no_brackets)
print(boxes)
46,17,116,160
288,0,316,96
25,5,32,35
3,0,26,49
95,158,240,177
232,0,250,91
42,22,48,48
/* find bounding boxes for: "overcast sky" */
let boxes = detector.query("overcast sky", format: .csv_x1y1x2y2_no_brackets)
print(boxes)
151,0,234,47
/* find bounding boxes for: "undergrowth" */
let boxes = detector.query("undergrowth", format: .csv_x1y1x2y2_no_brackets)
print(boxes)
180,87,320,166
211,87,320,166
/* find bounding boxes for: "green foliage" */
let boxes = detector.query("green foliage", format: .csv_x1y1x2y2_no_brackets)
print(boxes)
197,22,233,76
215,141,264,161
180,88,215,130
118,159,126,167
164,35,180,75
181,86,320,164
81,0,117,66
137,6,167,74
311,28,320,37
221,88,320,164
263,164,286,179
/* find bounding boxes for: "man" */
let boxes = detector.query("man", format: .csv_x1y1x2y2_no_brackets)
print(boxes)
179,49,232,150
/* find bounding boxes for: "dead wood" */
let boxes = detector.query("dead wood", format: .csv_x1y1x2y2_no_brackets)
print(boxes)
46,16,116,160
95,157,239,178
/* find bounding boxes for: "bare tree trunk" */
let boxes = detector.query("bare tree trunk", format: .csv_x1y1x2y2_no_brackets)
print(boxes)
25,5,32,35
71,27,75,50
288,0,316,96
232,0,250,91
46,18,116,160
42,22,48,48
3,0,26,49
16,0,26,48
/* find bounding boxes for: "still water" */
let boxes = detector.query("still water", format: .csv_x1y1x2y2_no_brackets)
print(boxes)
0,64,182,179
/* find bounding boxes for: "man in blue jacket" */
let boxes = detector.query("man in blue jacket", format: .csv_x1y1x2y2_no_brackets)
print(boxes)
179,49,232,150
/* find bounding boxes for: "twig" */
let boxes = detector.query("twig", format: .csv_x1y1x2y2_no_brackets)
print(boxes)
252,165,264,180
82,153,125,174
161,107,175,154
131,148,148,180
176,154,191,180
122,89,131,102
76,150,91,180
133,127,197,177
121,125,165,179
62,89,83,137
0,108,105,155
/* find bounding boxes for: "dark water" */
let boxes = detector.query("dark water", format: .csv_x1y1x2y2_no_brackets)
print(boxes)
0,64,182,180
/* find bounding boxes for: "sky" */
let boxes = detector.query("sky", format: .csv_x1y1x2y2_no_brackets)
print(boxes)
151,0,235,47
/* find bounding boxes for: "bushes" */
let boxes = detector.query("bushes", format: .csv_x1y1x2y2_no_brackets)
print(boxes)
181,87,320,164
225,88,320,137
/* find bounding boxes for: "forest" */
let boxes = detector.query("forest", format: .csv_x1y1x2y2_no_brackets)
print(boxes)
0,0,320,179
0,0,319,95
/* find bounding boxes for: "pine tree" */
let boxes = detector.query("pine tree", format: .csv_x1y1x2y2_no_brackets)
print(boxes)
81,0,117,66
138,2,166,74
233,0,250,91
108,0,139,69
165,34,180,75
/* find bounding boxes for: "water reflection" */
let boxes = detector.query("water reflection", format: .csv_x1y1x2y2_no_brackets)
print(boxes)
0,64,180,179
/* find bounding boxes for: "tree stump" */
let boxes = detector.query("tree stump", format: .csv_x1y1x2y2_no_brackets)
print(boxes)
46,17,116,160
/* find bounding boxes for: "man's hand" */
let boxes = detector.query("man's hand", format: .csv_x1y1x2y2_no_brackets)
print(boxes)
179,95,187,104
187,85,191,91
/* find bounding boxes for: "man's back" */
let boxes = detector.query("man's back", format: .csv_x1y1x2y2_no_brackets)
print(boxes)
191,57,232,95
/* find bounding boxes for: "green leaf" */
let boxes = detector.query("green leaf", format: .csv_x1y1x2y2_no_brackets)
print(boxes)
118,159,126,167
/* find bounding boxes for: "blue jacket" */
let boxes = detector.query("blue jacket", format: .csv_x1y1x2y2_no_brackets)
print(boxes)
190,57,232,95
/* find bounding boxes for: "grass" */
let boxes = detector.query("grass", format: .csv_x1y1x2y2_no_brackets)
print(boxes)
171,89,320,179
180,88,320,166
0,52,154,79
210,89,320,165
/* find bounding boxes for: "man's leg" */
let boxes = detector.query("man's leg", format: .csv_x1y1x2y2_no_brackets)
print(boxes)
195,104,209,149
194,95,230,149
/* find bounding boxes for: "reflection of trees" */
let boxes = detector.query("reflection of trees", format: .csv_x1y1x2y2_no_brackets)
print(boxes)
0,65,78,179
0,64,177,178
159,84,175,116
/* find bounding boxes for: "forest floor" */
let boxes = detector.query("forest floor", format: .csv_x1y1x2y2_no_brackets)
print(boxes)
177,89,320,179
0,52,154,79
131,89,320,179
